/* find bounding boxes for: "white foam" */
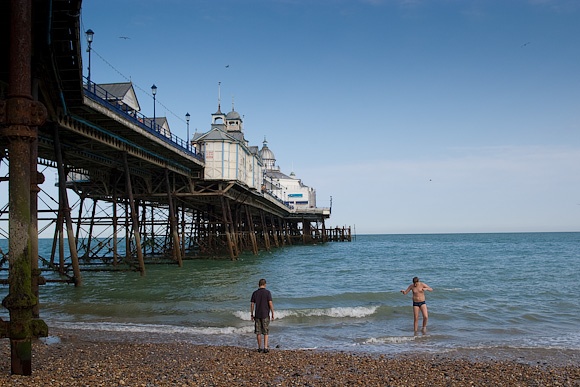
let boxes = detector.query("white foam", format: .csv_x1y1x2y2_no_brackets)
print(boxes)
234,306,379,321
363,336,419,345
56,321,252,336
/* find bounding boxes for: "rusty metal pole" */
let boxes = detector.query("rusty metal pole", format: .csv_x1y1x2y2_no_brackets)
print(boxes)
122,152,146,275
84,199,98,259
112,194,118,266
224,198,239,257
0,0,48,375
164,169,182,266
219,196,236,260
260,211,271,251
269,215,279,248
53,127,82,286
180,204,186,258
245,206,258,255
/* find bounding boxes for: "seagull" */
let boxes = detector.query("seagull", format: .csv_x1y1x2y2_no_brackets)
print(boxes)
225,65,230,68
119,36,131,40
521,41,531,47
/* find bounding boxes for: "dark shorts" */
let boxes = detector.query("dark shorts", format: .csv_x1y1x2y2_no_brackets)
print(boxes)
413,301,426,307
254,317,270,335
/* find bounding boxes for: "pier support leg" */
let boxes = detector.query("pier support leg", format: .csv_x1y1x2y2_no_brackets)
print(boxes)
123,153,146,275
220,196,237,260
245,206,258,255
84,199,98,260
225,198,239,257
181,204,186,258
54,127,82,286
270,215,279,248
112,194,118,265
0,0,48,374
165,169,182,266
260,211,271,251
277,218,285,247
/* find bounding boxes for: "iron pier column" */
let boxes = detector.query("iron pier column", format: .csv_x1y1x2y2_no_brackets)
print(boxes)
0,0,48,375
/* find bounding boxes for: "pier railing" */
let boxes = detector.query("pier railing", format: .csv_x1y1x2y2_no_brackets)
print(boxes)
83,79,203,162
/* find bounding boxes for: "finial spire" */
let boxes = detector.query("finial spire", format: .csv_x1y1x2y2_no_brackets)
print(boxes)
218,82,221,111
232,94,235,111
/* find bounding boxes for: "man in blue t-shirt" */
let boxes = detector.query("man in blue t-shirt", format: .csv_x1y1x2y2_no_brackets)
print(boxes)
250,278,275,353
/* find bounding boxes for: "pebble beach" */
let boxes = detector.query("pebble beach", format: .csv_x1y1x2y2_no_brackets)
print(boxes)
1,329,579,386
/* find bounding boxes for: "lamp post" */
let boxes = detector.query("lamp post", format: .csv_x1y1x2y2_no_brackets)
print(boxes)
85,29,94,86
151,84,157,129
185,112,190,151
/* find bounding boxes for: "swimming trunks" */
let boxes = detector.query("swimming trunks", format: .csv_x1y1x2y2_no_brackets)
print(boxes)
413,301,426,307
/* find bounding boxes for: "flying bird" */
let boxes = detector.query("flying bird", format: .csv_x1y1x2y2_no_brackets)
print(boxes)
119,36,131,40
225,65,230,68
521,42,531,47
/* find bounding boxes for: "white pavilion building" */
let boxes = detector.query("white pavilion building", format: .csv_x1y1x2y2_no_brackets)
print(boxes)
259,138,316,210
191,104,263,191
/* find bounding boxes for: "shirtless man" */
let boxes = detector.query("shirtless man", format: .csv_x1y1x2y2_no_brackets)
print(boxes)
401,277,433,333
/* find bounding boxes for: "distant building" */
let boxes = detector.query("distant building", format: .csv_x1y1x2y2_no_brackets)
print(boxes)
192,104,263,190
98,82,140,114
260,138,316,209
96,82,171,138
152,117,171,138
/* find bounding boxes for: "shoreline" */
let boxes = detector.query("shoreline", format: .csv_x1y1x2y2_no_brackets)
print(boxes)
1,329,579,386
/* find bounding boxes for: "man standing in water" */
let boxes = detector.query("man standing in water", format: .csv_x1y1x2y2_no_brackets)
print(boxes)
401,277,433,333
251,278,274,353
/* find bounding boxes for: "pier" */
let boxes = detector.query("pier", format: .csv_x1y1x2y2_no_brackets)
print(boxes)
0,0,350,375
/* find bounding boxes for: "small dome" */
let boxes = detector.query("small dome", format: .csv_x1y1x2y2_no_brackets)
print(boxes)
260,147,275,161
226,110,241,120
260,139,276,169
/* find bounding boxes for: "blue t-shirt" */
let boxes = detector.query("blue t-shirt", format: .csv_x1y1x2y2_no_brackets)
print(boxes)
251,288,272,319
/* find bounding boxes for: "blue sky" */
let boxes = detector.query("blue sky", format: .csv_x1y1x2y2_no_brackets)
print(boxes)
31,0,580,233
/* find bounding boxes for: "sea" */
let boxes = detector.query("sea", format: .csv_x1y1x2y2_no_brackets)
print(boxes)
1,232,579,365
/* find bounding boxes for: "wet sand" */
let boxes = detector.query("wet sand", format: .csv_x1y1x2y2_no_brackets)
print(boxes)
1,329,579,386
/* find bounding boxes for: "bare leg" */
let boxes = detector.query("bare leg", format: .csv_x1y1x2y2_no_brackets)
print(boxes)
256,335,262,349
264,334,269,349
420,304,429,329
413,306,420,332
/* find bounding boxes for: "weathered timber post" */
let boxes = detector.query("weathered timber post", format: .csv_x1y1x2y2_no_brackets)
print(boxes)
270,215,279,248
58,211,65,272
180,204,186,258
53,127,82,286
260,211,271,251
245,206,258,255
74,195,84,245
277,217,286,247
321,219,327,243
122,153,146,275
49,209,60,266
165,169,182,266
225,198,239,257
0,0,48,374
84,199,98,259
220,196,237,260
112,194,118,265
124,202,131,260
231,204,242,254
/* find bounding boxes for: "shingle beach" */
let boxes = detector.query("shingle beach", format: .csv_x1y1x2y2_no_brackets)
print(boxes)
1,329,579,386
